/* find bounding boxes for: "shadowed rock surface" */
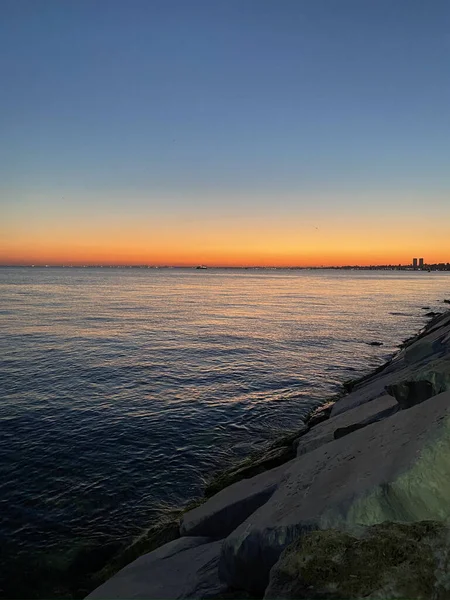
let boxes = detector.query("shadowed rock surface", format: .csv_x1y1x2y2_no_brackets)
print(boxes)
386,380,436,408
181,464,285,539
264,521,450,599
86,537,226,599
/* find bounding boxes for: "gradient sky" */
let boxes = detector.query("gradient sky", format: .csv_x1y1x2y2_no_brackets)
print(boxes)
1,0,449,266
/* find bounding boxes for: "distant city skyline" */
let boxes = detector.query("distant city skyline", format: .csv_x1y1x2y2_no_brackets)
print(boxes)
1,0,450,266
2,259,450,271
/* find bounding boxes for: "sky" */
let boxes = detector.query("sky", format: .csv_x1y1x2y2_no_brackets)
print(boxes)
1,0,449,266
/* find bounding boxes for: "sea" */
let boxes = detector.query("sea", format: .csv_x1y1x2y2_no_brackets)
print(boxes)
1,267,449,597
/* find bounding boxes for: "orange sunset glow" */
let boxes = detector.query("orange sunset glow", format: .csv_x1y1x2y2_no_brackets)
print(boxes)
2,194,449,267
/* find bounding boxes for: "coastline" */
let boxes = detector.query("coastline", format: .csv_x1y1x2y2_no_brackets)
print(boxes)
85,302,450,599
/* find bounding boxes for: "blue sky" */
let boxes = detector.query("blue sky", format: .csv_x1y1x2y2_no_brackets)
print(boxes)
1,0,449,265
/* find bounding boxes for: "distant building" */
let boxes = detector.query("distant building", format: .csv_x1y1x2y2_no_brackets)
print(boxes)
419,258,424,268
413,258,418,268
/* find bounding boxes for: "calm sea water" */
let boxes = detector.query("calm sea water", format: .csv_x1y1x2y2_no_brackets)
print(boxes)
1,267,449,596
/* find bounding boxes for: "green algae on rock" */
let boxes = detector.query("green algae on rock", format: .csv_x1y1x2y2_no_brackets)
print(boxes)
305,400,336,426
265,521,450,599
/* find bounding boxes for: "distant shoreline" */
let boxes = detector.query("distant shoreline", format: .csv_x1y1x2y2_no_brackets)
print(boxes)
2,264,450,271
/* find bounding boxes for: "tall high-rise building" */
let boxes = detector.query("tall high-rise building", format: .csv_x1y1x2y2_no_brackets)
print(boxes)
413,258,418,268
419,258,424,268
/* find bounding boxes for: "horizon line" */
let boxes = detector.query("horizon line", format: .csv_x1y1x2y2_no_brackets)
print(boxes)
1,262,450,270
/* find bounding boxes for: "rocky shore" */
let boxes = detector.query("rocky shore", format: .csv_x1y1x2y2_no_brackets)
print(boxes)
86,305,450,599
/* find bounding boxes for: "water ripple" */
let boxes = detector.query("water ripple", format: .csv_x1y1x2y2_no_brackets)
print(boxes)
0,267,449,597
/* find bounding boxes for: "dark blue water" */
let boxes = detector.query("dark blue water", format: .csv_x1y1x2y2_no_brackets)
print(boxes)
0,267,449,596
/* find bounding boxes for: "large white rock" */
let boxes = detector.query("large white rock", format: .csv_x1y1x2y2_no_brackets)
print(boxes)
330,358,409,416
297,393,398,457
219,390,450,594
86,537,226,599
